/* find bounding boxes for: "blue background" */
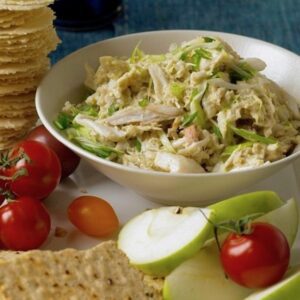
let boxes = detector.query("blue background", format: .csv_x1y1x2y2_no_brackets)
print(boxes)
51,0,300,63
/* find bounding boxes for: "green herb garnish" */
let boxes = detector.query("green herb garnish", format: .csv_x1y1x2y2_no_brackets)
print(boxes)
231,126,277,144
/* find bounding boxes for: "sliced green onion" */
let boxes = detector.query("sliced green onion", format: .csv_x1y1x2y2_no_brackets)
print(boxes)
229,62,257,83
182,112,198,127
212,124,223,140
130,42,144,63
203,37,215,43
197,48,212,60
72,136,121,159
54,112,73,130
231,126,277,144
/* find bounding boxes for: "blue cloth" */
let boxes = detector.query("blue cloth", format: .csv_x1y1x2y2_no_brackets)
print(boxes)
51,0,300,64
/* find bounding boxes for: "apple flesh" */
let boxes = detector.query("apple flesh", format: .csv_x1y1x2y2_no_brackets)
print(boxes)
118,207,214,276
245,266,300,300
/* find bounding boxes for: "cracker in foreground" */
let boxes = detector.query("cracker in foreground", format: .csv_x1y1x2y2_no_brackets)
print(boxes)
0,241,163,300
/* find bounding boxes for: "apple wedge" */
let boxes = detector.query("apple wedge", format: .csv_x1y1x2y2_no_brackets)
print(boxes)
118,207,214,276
163,197,299,300
163,238,253,300
256,198,299,246
245,266,300,300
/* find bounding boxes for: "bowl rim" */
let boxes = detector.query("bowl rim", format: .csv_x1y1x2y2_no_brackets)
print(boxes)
36,29,300,178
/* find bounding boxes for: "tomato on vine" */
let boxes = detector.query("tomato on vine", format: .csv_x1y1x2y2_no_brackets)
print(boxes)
2,140,61,200
220,222,290,289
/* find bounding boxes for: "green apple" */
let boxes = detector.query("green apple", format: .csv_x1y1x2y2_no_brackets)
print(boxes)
209,190,284,224
163,238,253,300
118,207,215,276
245,266,300,300
118,191,284,277
256,198,299,246
163,197,299,300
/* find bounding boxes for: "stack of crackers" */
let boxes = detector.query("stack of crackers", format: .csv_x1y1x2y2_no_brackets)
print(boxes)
0,0,59,150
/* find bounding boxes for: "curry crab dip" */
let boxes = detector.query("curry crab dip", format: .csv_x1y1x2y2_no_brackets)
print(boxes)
55,36,300,173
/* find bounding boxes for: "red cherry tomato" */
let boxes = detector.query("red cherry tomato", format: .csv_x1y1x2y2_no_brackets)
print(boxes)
0,196,51,250
27,125,80,180
68,195,119,238
4,140,61,200
220,222,290,288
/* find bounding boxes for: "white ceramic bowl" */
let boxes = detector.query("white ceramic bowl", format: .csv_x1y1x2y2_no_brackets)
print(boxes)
36,30,300,205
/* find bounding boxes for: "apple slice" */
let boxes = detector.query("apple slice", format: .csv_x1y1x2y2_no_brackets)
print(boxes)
163,238,253,300
163,197,299,300
256,198,299,246
209,190,284,223
245,266,300,300
118,207,214,276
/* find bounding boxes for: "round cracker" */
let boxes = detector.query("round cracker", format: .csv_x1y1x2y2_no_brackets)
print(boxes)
0,76,42,96
0,0,53,11
0,8,54,36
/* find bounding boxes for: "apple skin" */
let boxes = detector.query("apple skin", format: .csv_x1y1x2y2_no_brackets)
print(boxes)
209,190,284,224
245,266,300,300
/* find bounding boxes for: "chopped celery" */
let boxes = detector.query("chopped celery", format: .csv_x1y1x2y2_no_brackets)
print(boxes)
160,133,175,153
108,103,119,116
72,136,121,159
192,50,201,70
54,112,73,130
170,82,185,100
77,103,99,117
190,84,208,128
138,98,149,107
182,47,212,67
144,54,165,63
221,142,253,161
231,126,277,144
134,138,142,152
197,48,212,60
130,43,144,63
182,112,198,127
